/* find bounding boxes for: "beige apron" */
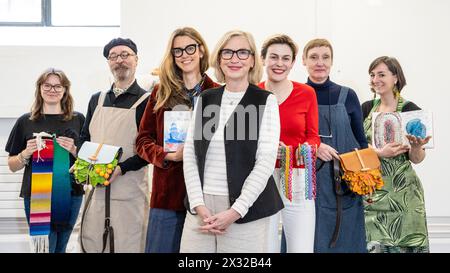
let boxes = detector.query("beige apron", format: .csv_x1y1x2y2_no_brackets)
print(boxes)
80,91,150,253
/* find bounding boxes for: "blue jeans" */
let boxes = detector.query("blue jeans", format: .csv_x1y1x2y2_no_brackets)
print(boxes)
145,208,186,253
24,195,82,253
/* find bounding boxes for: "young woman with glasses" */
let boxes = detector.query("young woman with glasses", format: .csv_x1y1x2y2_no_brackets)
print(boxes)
302,39,368,252
259,34,320,253
135,27,218,253
181,30,283,253
6,68,85,252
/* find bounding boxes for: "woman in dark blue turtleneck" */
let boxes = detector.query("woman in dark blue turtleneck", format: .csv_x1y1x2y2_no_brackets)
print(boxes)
306,79,367,148
302,39,367,253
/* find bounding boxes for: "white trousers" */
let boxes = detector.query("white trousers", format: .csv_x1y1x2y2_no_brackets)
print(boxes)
267,168,316,253
180,194,270,253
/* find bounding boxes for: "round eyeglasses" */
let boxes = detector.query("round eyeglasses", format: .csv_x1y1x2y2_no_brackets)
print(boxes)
171,44,199,58
107,52,135,61
220,49,253,60
41,83,64,93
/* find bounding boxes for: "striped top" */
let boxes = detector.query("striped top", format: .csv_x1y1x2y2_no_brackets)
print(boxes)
183,88,280,217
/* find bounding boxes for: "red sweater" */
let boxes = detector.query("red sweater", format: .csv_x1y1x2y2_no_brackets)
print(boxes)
136,75,219,211
259,81,320,168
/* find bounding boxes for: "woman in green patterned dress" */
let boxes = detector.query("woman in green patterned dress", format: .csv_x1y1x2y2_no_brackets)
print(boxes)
361,56,432,253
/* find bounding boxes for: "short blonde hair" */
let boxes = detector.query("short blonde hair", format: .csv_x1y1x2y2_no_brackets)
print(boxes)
210,30,262,85
302,38,334,60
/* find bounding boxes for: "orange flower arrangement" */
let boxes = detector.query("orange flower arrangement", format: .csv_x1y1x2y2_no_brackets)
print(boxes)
342,169,384,196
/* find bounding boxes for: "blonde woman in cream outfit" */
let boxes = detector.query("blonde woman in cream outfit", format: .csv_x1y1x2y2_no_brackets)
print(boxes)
181,30,283,253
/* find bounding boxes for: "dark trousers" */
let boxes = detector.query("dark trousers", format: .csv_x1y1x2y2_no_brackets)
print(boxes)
145,208,186,253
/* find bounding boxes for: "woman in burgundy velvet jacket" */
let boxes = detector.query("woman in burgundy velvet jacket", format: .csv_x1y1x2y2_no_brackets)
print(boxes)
136,27,219,253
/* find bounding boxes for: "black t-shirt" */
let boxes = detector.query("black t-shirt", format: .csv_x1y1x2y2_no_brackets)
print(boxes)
5,112,86,198
361,99,421,120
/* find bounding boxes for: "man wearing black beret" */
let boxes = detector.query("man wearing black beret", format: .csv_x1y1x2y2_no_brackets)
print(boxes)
79,37,150,253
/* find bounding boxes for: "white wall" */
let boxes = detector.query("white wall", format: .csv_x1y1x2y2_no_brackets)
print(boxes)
0,46,110,117
121,0,317,82
0,47,155,118
122,0,450,217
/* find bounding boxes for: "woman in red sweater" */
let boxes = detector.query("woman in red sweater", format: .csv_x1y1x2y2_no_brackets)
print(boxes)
259,34,320,252
135,27,219,253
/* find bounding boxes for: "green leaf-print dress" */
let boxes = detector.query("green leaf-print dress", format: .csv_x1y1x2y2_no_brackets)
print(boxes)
363,98,429,253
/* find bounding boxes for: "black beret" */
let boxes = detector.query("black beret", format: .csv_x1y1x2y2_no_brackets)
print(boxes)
103,37,137,58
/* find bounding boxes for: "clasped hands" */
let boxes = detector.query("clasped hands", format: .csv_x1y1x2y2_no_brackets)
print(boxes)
194,205,241,235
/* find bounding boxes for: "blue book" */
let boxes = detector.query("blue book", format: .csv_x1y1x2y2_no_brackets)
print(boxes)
164,111,192,152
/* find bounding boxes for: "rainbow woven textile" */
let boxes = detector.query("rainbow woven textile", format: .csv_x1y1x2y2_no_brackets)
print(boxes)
30,136,71,252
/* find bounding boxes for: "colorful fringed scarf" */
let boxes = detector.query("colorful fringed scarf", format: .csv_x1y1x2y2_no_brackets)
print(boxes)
279,146,294,201
300,144,318,200
30,132,71,252
279,144,318,202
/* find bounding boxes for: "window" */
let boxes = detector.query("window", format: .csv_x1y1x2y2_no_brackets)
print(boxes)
0,0,120,27
0,0,42,25
51,0,120,27
0,0,120,46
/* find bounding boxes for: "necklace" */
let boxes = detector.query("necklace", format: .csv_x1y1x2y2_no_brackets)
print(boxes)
225,96,239,105
377,97,402,113
266,80,293,104
223,90,244,105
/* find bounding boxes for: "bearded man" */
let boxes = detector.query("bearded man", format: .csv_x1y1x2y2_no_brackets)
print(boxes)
79,38,150,253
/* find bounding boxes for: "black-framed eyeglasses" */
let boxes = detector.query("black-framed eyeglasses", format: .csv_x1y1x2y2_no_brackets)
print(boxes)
171,44,199,58
107,51,135,61
220,49,253,60
41,83,64,93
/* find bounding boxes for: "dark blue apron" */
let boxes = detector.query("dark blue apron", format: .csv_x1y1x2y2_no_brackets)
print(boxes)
314,87,367,253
